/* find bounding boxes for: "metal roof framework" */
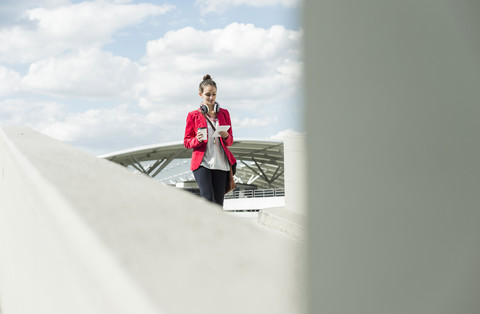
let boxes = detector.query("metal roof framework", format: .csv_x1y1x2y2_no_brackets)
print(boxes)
99,139,284,189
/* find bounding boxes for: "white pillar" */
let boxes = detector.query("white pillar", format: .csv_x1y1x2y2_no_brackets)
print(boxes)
284,134,307,215
305,1,480,314
257,134,307,240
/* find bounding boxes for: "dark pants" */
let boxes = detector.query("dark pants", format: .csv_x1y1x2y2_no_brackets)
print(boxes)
193,166,229,206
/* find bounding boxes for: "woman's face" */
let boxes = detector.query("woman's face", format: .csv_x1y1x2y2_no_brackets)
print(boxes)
199,85,217,107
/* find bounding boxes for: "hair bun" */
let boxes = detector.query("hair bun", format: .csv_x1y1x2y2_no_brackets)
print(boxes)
199,74,217,93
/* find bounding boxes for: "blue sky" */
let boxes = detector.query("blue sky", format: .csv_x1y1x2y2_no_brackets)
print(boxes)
0,0,303,154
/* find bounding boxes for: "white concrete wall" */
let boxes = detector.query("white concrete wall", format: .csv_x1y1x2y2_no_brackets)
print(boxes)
305,1,480,314
224,196,285,211
0,126,304,314
256,135,306,239
284,134,306,215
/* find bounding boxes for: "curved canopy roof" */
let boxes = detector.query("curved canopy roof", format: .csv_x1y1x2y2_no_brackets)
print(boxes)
99,139,284,189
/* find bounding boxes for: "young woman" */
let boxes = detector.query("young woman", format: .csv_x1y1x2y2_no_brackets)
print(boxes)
184,74,236,206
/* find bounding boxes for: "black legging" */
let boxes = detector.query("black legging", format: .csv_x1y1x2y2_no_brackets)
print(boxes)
193,166,229,206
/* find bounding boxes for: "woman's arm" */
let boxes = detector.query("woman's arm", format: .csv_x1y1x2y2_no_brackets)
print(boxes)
220,109,234,146
184,112,202,149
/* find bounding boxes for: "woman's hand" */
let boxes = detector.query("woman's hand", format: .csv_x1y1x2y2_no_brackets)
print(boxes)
218,131,229,139
197,131,204,142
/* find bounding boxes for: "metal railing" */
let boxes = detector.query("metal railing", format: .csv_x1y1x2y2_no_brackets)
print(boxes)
225,188,285,199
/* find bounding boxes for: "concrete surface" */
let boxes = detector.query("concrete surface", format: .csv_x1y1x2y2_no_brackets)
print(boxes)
0,126,305,314
258,134,306,240
305,1,480,313
284,134,307,216
258,208,305,241
223,196,285,211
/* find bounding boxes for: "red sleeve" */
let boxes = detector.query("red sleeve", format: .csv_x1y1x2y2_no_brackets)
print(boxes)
222,109,234,147
184,112,201,149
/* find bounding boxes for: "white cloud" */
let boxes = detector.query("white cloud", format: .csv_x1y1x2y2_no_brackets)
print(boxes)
0,66,22,96
0,0,71,27
234,116,278,128
0,98,64,127
268,128,303,141
22,48,142,99
39,104,185,154
0,98,183,154
142,23,302,108
196,0,300,15
0,20,302,154
0,1,174,63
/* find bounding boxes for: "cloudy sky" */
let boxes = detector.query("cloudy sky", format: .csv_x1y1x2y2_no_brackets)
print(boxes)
0,0,303,155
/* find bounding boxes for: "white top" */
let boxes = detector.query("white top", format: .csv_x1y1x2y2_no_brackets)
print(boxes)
200,117,230,171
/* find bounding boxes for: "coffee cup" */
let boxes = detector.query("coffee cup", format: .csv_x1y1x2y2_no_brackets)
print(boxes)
198,127,207,141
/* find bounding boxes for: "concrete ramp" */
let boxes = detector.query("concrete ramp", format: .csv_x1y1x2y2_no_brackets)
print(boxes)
0,126,304,314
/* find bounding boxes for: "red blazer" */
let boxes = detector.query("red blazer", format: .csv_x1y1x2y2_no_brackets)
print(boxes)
184,108,236,171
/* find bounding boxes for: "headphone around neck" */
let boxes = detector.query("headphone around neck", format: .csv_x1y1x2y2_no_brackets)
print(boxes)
200,102,220,114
